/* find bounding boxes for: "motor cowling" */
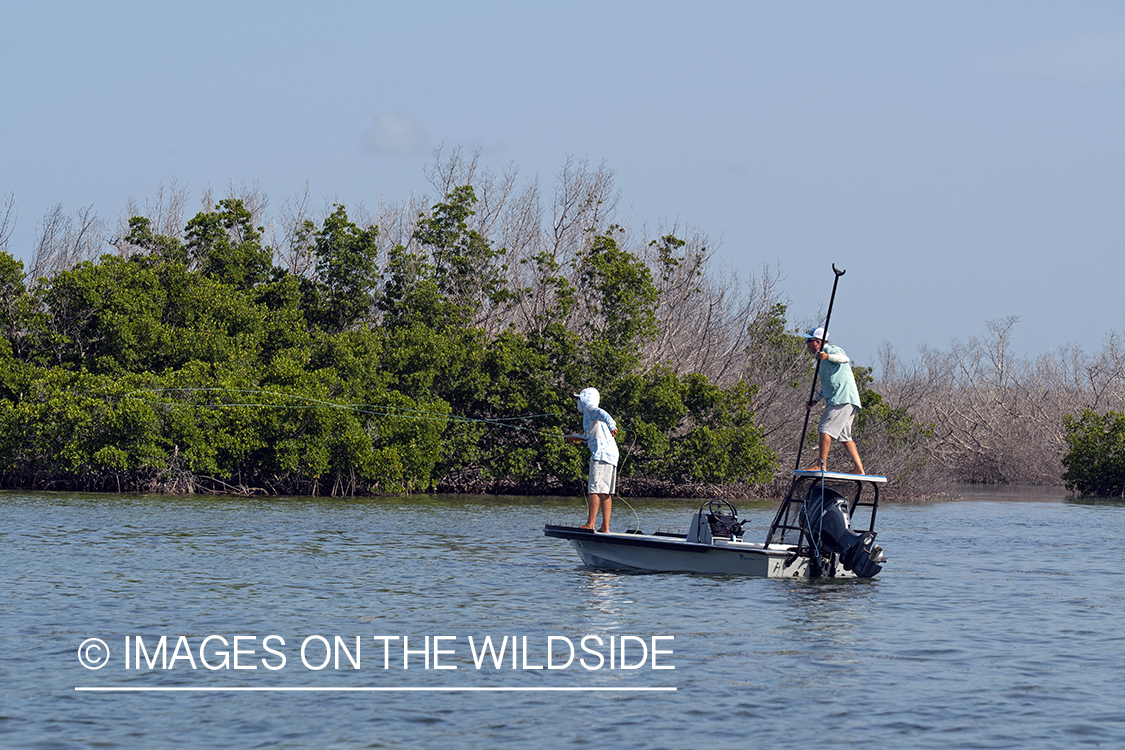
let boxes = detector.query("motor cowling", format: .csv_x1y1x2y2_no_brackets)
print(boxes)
799,485,884,578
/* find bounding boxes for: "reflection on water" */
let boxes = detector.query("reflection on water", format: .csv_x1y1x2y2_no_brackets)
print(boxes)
951,483,1072,502
576,571,632,623
2,491,1124,748
1066,495,1125,507
781,578,879,648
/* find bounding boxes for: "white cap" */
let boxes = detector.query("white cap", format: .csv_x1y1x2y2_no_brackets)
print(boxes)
805,327,828,341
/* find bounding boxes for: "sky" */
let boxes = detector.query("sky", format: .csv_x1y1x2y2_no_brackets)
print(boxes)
2,1,1124,370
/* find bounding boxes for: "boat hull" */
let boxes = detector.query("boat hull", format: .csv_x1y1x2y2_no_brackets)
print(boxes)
544,525,853,578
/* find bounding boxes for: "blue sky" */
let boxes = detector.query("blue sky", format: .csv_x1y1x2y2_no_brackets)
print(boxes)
3,1,1124,368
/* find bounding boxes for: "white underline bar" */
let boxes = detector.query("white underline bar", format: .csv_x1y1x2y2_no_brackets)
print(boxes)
76,686,676,693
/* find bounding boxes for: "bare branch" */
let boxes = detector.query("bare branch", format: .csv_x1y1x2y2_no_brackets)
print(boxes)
0,192,16,255
28,204,106,284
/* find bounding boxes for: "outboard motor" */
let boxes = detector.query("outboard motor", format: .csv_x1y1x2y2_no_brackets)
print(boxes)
799,485,885,578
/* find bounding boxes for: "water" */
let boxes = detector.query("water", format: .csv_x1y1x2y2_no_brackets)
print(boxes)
2,488,1124,748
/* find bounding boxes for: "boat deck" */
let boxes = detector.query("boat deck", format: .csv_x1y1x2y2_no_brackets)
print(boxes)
792,470,886,482
543,524,794,554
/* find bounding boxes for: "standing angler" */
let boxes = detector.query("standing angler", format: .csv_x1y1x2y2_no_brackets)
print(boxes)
565,387,619,532
804,327,865,475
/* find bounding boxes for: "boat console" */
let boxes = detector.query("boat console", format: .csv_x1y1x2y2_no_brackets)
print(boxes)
687,498,747,544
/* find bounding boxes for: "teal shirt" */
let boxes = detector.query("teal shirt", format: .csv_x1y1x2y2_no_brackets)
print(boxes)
816,344,862,409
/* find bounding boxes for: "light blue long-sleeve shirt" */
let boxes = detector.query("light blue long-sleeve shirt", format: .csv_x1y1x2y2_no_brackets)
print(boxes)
815,344,862,409
576,388,619,466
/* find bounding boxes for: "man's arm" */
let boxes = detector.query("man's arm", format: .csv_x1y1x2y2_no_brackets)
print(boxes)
591,407,617,432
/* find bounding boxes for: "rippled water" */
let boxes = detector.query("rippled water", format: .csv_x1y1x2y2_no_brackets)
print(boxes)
2,488,1124,748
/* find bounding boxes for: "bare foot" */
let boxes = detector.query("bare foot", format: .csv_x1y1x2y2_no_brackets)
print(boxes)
597,526,609,533
578,524,595,530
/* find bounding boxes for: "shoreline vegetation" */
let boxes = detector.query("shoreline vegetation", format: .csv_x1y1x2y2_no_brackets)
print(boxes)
2,151,1124,500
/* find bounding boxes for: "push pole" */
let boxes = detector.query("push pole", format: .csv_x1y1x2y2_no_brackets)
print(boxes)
793,264,846,472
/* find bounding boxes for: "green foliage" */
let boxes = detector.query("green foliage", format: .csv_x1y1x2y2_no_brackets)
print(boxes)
378,244,456,330
0,250,35,358
42,256,167,372
185,199,273,290
1062,410,1125,497
747,302,809,388
409,185,511,325
610,369,776,484
0,191,778,495
302,205,380,332
375,184,513,332
125,216,188,265
529,250,577,322
577,227,659,380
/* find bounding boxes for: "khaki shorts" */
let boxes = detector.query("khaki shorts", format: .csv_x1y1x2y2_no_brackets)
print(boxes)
818,403,857,442
588,460,617,495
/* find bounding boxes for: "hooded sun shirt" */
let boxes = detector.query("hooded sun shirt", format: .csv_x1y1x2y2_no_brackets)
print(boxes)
576,387,619,466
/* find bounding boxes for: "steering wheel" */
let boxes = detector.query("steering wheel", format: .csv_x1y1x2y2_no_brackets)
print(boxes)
705,497,739,521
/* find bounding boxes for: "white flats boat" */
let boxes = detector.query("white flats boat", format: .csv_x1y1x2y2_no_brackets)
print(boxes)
544,470,888,578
